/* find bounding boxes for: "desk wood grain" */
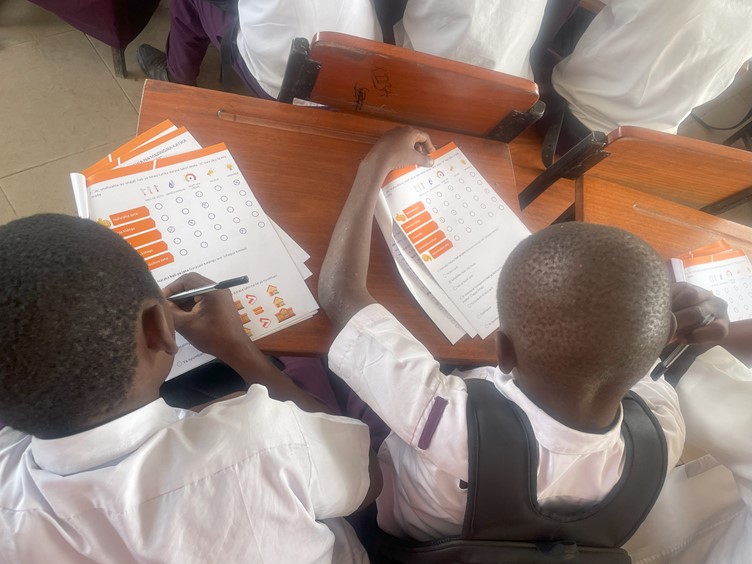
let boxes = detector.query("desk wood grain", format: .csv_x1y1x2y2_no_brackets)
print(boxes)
138,81,566,364
577,176,752,259
588,126,752,209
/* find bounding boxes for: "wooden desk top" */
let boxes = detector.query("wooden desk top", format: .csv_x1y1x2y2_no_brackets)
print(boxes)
588,126,752,209
577,176,752,259
137,81,569,364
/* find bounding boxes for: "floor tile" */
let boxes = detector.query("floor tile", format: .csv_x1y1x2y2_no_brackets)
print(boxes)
0,138,132,219
0,190,18,225
0,0,73,48
0,31,138,178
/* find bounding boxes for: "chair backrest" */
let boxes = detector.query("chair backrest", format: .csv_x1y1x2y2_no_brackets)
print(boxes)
588,127,752,211
576,176,752,259
280,32,542,141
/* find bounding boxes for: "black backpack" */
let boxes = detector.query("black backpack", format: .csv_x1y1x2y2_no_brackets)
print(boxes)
375,378,668,563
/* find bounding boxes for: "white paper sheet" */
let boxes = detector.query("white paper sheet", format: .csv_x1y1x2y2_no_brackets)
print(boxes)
382,143,529,339
83,144,319,378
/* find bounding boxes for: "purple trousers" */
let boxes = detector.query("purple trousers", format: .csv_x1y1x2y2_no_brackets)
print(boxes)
166,0,271,97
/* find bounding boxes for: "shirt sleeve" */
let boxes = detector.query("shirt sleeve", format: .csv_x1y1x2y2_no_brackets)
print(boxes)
676,346,752,483
291,407,372,520
328,304,470,480
630,374,686,471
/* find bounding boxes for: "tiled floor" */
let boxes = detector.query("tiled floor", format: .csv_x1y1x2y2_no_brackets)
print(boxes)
0,0,230,224
2,0,752,226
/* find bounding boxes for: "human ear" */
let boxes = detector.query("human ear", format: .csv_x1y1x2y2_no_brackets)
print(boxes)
495,331,517,374
141,301,178,356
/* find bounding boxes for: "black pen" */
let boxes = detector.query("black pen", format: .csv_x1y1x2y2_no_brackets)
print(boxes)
167,275,249,302
651,313,716,379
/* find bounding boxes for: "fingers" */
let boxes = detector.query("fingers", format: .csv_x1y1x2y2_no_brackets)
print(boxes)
162,272,216,298
407,128,435,167
685,320,729,344
670,281,730,345
671,282,711,310
376,126,437,169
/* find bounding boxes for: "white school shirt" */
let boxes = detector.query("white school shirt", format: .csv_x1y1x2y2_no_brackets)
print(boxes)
0,386,371,564
625,346,752,564
396,0,549,80
552,0,752,134
235,0,381,98
328,304,685,541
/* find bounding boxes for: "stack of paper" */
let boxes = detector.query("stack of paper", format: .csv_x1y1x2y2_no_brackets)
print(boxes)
377,142,530,343
71,120,319,379
671,240,752,322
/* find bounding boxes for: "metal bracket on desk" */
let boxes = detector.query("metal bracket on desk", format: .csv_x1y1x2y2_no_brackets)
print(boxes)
700,184,752,216
488,101,546,143
278,38,322,104
518,131,609,211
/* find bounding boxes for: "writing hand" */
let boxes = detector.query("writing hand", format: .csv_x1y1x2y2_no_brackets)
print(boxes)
163,272,250,360
670,282,729,345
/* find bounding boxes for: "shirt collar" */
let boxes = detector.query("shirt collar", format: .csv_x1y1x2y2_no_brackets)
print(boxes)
494,368,625,455
31,398,185,476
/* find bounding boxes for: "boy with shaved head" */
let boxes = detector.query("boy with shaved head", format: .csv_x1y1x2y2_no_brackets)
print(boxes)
0,213,377,562
318,127,727,542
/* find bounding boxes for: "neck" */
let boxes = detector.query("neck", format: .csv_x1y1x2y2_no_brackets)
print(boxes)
514,377,622,433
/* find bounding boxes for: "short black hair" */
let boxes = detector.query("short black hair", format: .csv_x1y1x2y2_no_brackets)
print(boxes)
0,214,162,438
498,223,671,392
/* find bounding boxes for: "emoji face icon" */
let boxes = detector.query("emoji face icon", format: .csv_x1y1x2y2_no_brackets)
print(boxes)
97,218,112,228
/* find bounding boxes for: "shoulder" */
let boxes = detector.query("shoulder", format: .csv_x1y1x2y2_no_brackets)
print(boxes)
629,375,685,469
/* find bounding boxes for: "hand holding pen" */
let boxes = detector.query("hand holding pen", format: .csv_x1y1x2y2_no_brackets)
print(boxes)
168,275,249,302
163,273,254,360
652,282,730,379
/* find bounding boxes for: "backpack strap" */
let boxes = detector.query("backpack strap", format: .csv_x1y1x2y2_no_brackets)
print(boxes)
463,379,667,547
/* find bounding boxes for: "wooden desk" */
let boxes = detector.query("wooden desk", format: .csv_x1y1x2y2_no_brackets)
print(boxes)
137,81,566,364
577,176,752,259
588,126,752,211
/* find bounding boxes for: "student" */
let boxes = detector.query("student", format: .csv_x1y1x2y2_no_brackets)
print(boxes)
0,214,377,563
626,316,752,563
317,126,726,541
543,0,752,154
137,0,380,98
396,0,550,80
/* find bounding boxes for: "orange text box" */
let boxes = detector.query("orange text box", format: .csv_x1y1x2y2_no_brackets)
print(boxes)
114,217,156,237
146,252,174,270
125,229,162,249
402,211,432,234
407,220,439,244
110,206,150,226
415,230,446,253
136,240,169,259
429,239,453,259
403,201,426,219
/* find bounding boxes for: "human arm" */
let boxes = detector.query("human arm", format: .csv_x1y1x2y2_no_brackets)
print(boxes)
164,273,383,502
163,272,332,414
318,127,435,330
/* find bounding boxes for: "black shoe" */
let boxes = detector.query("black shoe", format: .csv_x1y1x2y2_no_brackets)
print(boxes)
137,44,169,82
